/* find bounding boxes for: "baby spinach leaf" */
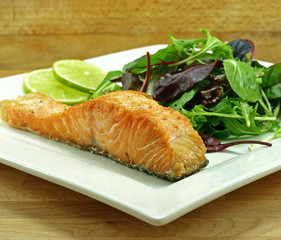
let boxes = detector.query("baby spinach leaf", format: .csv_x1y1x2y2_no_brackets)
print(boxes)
122,55,146,72
264,83,281,99
223,59,261,102
126,45,186,75
261,63,281,89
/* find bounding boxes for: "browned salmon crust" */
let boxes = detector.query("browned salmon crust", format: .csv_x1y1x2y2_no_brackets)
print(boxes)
0,90,207,180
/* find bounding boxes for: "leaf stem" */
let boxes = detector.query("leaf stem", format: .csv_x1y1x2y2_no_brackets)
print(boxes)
188,111,276,121
258,98,273,116
207,140,272,153
259,86,273,115
249,126,281,151
169,49,202,66
141,52,151,92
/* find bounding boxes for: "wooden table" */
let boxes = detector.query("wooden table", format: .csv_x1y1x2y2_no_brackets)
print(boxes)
1,71,281,239
1,0,281,238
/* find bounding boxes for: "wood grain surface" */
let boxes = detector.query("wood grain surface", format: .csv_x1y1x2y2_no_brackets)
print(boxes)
0,161,280,239
1,0,281,71
0,0,281,239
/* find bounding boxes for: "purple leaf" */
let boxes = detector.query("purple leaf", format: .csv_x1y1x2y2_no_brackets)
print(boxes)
227,39,255,63
121,70,143,91
203,136,272,153
153,61,216,102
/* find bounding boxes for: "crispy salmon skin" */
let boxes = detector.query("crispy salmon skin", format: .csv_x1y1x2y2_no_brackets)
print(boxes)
0,90,207,180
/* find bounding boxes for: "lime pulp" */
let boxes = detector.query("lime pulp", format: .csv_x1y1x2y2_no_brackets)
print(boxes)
52,59,107,93
23,68,90,105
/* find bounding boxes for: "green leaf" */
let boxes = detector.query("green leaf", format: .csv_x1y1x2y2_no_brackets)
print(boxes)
223,59,262,102
207,97,234,114
170,29,233,66
179,105,232,139
273,126,281,138
127,45,187,75
179,106,208,129
168,88,198,110
169,33,198,55
262,63,281,99
222,118,261,136
212,43,233,60
122,55,146,72
261,63,281,88
240,101,254,127
264,83,281,99
90,70,123,98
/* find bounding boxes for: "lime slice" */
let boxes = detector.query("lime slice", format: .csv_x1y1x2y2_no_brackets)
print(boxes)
23,68,90,105
53,59,107,92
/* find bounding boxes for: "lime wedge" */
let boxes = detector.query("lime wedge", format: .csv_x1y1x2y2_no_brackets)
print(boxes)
23,69,90,105
53,59,107,92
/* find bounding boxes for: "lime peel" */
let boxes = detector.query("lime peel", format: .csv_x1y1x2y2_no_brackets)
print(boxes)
23,68,90,105
52,59,107,93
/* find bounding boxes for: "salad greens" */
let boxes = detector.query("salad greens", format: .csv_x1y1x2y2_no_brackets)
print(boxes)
91,29,281,147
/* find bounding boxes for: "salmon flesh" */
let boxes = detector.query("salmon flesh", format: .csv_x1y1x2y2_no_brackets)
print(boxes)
0,90,207,180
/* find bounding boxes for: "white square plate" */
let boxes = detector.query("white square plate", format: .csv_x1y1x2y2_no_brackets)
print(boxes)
0,45,280,226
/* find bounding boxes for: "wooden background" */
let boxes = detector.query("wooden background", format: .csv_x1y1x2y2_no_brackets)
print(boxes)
1,0,281,239
1,0,281,74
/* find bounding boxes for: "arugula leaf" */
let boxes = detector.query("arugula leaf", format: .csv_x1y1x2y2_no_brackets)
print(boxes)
222,102,261,136
178,95,278,139
180,105,232,139
223,59,261,102
171,29,233,66
179,105,208,129
222,117,274,136
168,33,198,55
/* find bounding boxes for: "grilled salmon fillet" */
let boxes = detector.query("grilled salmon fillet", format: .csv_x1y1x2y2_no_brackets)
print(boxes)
0,90,207,180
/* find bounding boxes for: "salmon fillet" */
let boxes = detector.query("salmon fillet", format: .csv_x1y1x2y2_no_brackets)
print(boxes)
0,90,207,180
